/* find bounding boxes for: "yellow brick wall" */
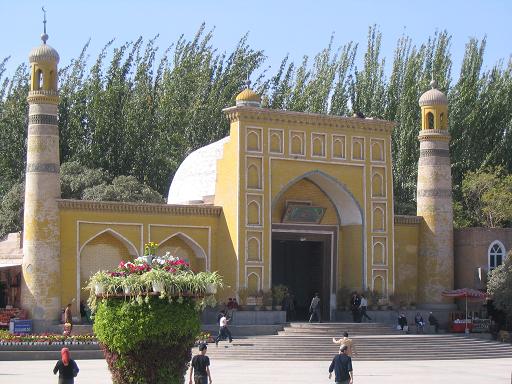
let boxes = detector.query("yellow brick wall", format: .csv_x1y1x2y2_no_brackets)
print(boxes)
394,222,420,302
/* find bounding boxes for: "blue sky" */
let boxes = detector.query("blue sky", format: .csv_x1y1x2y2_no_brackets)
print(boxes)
0,0,510,80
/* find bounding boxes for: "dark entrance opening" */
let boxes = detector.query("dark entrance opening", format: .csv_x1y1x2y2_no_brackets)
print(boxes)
272,232,332,321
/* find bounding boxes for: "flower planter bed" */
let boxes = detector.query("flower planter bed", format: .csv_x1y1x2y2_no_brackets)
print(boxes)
0,330,98,346
95,290,205,299
86,244,223,384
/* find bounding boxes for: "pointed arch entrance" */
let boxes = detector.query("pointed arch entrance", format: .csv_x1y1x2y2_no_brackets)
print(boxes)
157,233,207,272
271,170,364,321
78,229,138,302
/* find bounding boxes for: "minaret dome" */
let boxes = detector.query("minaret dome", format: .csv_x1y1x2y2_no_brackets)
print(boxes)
418,80,448,130
235,80,261,107
28,32,59,94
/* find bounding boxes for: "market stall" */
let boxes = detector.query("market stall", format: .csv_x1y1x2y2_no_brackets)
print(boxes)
442,288,488,334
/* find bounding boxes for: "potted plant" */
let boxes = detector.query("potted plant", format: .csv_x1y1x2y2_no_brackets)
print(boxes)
272,285,288,310
262,290,273,310
254,290,264,310
89,271,111,295
389,292,400,310
369,290,380,310
237,287,249,310
142,241,158,264
121,273,145,296
142,268,169,294
195,271,223,295
336,286,351,311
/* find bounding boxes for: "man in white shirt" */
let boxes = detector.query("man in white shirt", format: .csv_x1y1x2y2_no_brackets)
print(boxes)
215,310,233,346
359,294,372,322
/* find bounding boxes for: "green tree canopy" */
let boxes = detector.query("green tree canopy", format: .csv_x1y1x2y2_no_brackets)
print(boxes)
0,163,164,238
60,161,110,200
455,167,512,228
487,251,512,320
82,175,164,203
2,24,512,225
0,182,23,240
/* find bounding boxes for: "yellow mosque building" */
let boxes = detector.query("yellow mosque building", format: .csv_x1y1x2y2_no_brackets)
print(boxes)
5,29,511,330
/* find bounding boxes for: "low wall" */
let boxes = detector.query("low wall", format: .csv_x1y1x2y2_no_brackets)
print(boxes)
201,308,286,325
335,309,452,328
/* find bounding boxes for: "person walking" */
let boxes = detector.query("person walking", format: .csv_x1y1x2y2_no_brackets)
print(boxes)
215,310,233,346
428,312,439,333
332,331,357,357
189,343,212,384
359,294,372,322
328,345,353,384
53,347,79,384
350,292,361,322
63,303,73,335
309,292,321,323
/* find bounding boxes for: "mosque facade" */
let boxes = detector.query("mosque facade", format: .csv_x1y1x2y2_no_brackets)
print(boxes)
1,32,511,329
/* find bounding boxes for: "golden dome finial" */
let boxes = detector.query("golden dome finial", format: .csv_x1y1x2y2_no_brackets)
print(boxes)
235,74,261,107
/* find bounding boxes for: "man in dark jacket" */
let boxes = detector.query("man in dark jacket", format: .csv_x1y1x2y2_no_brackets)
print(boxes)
328,345,353,384
428,312,439,333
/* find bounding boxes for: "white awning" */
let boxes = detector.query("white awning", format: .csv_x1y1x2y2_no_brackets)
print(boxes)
0,261,22,269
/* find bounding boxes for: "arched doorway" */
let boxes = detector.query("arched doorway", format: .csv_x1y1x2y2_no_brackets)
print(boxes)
79,229,138,302
271,171,363,321
157,233,207,272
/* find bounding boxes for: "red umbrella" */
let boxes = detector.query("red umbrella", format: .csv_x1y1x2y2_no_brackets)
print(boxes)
442,288,488,333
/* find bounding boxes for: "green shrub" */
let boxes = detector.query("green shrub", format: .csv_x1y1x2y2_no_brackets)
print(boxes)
94,297,200,384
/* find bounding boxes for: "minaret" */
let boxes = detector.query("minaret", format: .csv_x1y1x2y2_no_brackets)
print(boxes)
416,80,454,307
21,12,61,329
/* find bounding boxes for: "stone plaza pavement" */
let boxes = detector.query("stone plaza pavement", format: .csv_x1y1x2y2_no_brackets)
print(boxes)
0,358,511,383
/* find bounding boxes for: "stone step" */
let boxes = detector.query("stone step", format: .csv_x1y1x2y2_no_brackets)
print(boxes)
1,322,510,362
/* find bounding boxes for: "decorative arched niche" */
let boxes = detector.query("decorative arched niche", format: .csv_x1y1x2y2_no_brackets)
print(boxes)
247,164,261,189
373,241,385,265
352,137,364,160
372,205,385,231
291,134,304,155
312,134,325,157
332,135,346,159
247,236,261,261
372,172,384,197
371,141,384,162
247,200,261,226
246,130,260,152
79,229,138,301
373,275,386,297
247,272,260,294
158,232,207,272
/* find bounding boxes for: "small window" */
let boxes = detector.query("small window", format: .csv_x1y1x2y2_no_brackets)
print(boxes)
427,112,434,129
36,69,43,90
489,241,505,271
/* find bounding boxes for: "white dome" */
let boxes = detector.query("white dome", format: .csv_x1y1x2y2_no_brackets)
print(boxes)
419,80,447,106
167,137,229,204
29,43,60,64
